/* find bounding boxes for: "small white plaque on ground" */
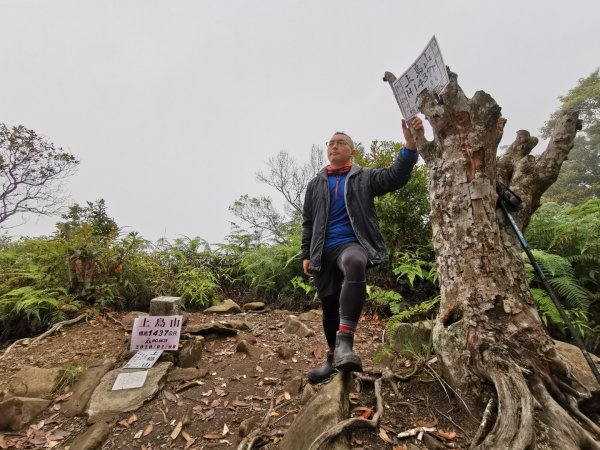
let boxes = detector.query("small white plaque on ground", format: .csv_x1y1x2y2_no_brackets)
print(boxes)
391,35,449,119
124,350,164,369
111,371,148,390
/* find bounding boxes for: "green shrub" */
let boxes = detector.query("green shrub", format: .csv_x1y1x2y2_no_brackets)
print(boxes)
238,237,302,298
173,266,219,309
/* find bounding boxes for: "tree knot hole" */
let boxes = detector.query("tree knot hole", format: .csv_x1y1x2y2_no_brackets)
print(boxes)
442,307,463,328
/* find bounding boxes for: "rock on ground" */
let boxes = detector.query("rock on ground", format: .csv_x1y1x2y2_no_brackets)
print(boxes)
7,366,62,399
204,299,242,314
298,309,322,322
178,336,205,368
184,323,238,336
149,296,181,316
167,367,208,382
66,420,112,450
0,397,51,431
283,315,315,338
87,362,172,422
221,319,251,330
554,340,600,393
243,302,266,311
279,372,352,450
386,320,433,355
277,344,296,360
284,376,303,395
62,360,113,417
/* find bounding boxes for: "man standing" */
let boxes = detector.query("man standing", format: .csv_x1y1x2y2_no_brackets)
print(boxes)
301,117,423,383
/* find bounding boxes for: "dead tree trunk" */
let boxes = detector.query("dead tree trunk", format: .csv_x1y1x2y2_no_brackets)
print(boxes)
397,70,599,449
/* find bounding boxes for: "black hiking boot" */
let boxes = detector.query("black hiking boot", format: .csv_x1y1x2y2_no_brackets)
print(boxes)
307,354,336,384
332,330,363,373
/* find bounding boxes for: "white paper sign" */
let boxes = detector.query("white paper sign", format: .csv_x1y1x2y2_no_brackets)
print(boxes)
130,315,183,351
391,36,449,119
112,371,148,390
124,350,164,369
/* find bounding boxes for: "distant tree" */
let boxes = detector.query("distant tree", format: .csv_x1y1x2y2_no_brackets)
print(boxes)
229,146,324,246
228,195,292,246
355,140,431,254
56,199,118,240
542,69,600,204
0,124,79,227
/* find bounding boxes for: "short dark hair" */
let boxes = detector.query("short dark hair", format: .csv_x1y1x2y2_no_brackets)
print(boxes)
332,131,354,147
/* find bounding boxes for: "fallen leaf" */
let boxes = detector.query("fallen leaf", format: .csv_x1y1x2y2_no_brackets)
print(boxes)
143,424,153,437
133,430,143,439
118,419,130,428
181,430,195,448
270,412,280,417
202,390,213,397
170,421,183,440
0,435,9,450
127,414,138,425
379,428,392,444
284,392,291,401
203,433,225,440
163,390,177,402
255,365,264,373
393,446,408,450
46,430,69,440
436,429,457,440
222,423,229,435
351,436,364,445
415,416,437,428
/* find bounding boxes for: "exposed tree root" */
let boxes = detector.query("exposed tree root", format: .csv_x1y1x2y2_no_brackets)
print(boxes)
467,355,600,450
0,314,87,360
308,371,388,450
531,375,600,450
473,364,535,449
470,397,495,448
236,398,274,450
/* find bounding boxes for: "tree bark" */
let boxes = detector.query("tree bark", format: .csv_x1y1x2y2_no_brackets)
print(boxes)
400,70,597,449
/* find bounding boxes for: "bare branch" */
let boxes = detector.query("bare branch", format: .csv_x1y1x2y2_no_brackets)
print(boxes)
0,123,78,227
508,110,580,228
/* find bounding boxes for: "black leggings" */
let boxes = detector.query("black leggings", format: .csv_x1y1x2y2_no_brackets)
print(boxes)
320,245,368,349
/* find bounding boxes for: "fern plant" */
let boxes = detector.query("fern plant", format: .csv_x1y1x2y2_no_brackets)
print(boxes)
392,250,438,289
366,286,402,314
525,250,591,312
385,295,441,337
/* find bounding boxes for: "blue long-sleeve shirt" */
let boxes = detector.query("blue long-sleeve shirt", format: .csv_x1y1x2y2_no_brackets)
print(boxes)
324,147,417,250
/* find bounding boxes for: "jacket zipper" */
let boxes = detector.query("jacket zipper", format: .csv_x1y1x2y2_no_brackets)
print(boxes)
317,176,330,271
344,171,373,265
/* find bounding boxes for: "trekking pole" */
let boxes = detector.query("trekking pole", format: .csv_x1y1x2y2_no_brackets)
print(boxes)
496,182,600,386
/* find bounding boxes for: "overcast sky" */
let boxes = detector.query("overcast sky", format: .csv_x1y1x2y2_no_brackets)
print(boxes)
1,0,599,244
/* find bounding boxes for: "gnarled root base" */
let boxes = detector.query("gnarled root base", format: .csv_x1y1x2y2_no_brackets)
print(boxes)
470,359,600,450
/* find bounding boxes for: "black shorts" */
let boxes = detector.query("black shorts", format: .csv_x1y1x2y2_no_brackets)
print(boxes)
312,242,368,298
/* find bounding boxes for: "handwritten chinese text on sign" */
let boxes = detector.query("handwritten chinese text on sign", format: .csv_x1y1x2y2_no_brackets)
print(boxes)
392,36,449,119
130,315,182,351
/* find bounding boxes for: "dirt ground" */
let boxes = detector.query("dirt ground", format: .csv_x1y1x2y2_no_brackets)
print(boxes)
0,309,478,449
